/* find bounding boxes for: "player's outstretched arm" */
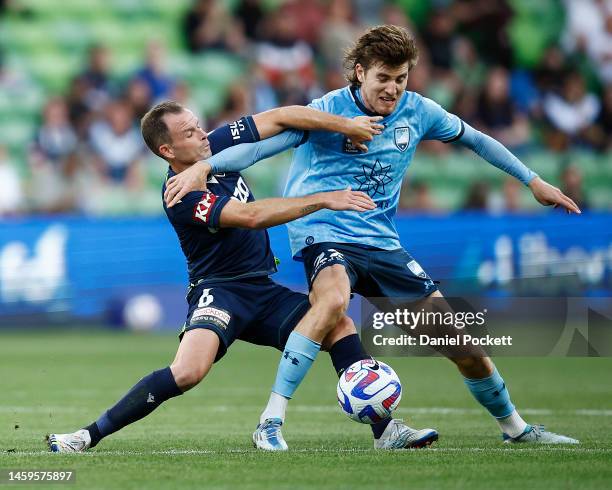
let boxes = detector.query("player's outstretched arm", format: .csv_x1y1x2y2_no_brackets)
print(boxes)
164,108,383,208
457,123,581,214
218,188,376,229
253,106,383,152
528,176,581,214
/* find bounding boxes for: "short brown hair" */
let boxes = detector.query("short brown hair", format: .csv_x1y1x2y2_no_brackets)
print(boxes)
344,25,419,86
140,101,185,158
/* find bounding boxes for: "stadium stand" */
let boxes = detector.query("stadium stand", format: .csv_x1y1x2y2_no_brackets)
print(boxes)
0,0,609,215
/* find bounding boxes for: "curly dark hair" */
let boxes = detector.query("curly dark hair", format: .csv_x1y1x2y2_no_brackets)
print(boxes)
140,101,185,159
344,25,419,86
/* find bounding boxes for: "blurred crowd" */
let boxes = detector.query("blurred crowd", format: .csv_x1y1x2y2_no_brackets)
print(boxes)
0,0,610,216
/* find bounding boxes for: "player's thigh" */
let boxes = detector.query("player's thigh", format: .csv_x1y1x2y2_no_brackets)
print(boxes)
302,243,357,306
418,290,493,375
309,264,352,311
171,329,220,390
181,281,254,363
364,248,438,300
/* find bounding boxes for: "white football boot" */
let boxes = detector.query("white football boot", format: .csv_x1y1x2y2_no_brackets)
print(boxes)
374,419,439,449
503,424,579,444
252,418,288,451
47,429,91,453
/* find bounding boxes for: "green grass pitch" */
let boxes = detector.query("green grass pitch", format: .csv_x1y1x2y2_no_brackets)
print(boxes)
1,330,611,489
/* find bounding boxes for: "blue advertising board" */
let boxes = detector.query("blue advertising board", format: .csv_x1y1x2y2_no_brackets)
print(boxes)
0,212,610,328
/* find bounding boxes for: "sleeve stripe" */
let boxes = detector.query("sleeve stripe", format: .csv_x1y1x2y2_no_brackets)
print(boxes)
244,115,261,142
441,120,465,144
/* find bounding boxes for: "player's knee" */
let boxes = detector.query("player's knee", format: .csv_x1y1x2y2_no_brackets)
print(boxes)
319,291,349,320
170,362,209,391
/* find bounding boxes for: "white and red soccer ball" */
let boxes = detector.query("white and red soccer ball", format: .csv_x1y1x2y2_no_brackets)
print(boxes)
337,359,402,424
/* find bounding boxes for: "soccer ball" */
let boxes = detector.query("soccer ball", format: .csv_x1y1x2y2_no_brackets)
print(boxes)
336,359,402,424
123,294,163,332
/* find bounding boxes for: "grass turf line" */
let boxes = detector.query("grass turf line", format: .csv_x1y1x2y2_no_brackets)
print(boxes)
1,330,611,490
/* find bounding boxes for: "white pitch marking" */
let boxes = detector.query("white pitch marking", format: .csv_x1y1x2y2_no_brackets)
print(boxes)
205,405,612,417
10,447,612,457
2,406,612,416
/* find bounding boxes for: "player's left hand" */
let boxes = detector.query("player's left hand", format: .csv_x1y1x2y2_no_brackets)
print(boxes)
164,162,211,207
345,116,384,152
323,187,376,212
528,176,581,214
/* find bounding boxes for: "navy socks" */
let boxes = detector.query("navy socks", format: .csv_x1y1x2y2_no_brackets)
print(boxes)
86,367,182,447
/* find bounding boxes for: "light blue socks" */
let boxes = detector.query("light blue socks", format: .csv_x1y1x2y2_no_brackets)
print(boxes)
464,368,515,419
272,331,321,399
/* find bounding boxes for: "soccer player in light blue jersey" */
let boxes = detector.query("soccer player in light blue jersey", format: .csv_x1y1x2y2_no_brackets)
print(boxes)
165,25,581,449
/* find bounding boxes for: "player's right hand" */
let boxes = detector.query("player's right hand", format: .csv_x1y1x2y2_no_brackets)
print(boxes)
528,176,581,214
323,188,376,212
164,162,211,207
346,116,384,152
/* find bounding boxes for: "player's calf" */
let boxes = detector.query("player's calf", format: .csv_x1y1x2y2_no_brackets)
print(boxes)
451,355,494,379
47,330,219,451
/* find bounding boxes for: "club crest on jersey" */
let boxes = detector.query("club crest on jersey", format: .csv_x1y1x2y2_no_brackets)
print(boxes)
193,192,217,224
394,127,410,152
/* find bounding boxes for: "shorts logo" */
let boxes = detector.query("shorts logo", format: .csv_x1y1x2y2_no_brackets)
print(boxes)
191,307,231,330
406,259,427,279
394,127,410,152
194,193,217,224
311,249,345,282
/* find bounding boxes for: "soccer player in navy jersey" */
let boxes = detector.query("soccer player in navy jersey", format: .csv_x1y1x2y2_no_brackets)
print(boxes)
164,25,581,447
47,100,436,452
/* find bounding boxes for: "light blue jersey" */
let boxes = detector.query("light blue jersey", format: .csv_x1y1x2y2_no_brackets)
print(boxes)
284,86,463,258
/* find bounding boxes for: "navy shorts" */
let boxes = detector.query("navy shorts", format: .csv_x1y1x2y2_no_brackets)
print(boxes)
180,277,310,362
302,242,438,300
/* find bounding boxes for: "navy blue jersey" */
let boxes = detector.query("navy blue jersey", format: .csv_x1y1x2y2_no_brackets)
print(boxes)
163,116,277,284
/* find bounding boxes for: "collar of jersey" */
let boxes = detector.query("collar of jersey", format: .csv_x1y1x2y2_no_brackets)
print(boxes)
349,85,406,121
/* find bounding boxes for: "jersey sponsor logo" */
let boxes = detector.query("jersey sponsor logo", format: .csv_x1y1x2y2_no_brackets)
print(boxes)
394,127,410,152
193,193,217,224
353,160,392,198
229,119,246,141
191,306,231,329
406,259,427,279
342,136,360,154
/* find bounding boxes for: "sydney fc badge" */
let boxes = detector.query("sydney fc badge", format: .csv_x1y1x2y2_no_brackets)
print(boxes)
394,127,410,152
